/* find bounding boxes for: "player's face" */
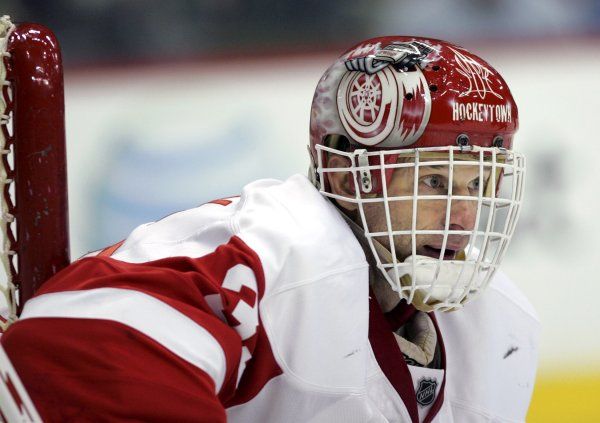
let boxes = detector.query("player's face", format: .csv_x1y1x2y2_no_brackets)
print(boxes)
361,158,491,262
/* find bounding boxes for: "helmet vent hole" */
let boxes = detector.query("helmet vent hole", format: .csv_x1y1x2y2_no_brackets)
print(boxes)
432,65,440,71
429,84,438,92
405,93,414,101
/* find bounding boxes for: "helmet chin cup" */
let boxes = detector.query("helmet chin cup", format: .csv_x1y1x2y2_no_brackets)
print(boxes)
388,255,484,312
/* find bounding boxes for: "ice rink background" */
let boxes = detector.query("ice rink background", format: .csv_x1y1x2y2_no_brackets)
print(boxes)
3,0,600,420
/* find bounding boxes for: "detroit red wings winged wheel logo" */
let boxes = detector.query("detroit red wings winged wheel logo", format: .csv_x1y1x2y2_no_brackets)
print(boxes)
337,41,434,147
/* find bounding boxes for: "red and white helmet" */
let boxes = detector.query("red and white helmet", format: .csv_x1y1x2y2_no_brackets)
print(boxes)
309,36,525,312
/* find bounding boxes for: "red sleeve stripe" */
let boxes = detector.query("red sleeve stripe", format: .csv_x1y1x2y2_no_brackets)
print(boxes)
2,318,228,421
20,288,228,393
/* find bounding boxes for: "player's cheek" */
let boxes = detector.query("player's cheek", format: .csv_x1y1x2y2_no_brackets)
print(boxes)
415,199,445,229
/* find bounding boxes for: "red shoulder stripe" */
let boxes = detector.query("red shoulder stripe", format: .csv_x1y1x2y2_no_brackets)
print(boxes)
97,240,125,257
209,199,233,206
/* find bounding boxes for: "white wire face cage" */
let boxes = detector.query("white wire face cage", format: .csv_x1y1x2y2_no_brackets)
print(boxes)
316,144,526,312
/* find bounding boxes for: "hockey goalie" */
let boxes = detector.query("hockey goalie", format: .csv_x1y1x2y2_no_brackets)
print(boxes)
0,22,540,423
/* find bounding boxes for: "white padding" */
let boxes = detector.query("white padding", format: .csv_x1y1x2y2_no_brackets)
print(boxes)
20,288,227,392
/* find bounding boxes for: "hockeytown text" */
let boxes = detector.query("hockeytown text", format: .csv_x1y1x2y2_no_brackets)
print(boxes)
452,101,512,123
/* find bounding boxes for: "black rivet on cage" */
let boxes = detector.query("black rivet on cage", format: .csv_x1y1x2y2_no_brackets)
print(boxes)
456,134,470,147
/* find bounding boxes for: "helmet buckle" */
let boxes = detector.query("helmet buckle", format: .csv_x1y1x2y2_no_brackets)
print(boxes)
355,149,373,193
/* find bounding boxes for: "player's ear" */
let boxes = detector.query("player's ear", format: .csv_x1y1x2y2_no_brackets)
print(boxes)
327,154,358,211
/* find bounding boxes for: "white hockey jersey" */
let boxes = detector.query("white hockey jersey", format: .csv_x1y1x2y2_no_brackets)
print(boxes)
2,175,540,422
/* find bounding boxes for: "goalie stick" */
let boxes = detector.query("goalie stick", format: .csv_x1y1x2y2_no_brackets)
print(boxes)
0,343,42,423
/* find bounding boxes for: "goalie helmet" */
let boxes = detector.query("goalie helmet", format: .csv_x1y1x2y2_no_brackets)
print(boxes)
309,36,525,312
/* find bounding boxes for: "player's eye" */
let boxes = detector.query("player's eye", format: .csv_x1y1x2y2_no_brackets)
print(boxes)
467,171,491,195
468,177,480,192
420,175,447,191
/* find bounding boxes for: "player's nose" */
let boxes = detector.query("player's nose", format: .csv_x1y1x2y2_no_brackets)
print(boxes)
448,191,477,231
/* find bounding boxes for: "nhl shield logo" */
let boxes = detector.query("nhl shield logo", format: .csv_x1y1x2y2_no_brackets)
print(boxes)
416,378,438,407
